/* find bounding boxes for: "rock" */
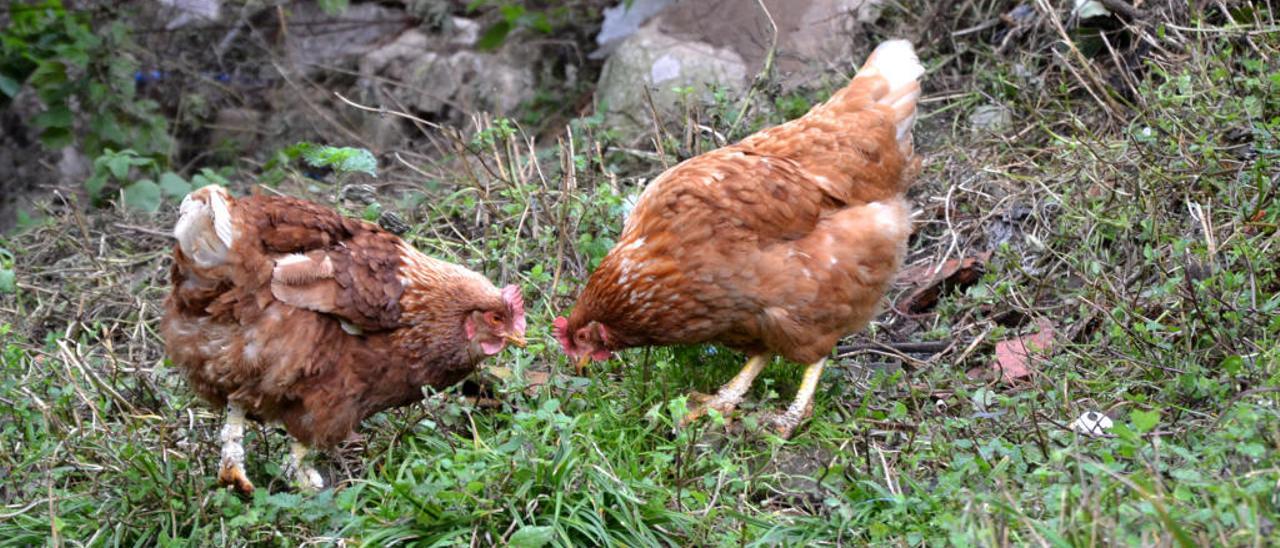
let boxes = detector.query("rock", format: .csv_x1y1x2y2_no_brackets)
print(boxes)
596,25,749,139
285,3,411,77
594,0,882,140
339,184,378,206
969,104,1013,133
362,115,406,154
593,0,677,59
208,107,264,156
359,21,535,120
158,0,222,30
378,210,410,235
57,147,91,188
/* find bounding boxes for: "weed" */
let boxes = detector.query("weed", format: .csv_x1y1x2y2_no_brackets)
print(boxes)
0,1,1278,546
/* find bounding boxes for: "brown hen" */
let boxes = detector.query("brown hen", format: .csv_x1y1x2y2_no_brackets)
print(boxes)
554,40,924,438
161,186,526,493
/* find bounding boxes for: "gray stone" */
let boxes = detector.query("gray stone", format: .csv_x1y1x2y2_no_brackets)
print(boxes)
594,0,677,59
594,0,882,140
358,21,535,119
969,104,1013,133
285,3,410,77
596,25,748,138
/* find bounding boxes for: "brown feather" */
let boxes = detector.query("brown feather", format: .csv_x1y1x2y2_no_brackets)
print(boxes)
162,190,513,448
562,41,920,366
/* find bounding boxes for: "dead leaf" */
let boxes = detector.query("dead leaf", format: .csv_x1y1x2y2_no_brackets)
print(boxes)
468,366,552,399
896,251,991,313
973,318,1056,383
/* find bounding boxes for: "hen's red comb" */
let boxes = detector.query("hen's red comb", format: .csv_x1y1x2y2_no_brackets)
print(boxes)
501,284,526,334
552,316,571,350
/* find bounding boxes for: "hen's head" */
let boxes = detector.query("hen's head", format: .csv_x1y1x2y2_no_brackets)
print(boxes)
553,315,612,374
464,284,527,356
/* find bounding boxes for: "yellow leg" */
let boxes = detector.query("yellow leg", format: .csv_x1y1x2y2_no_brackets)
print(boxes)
283,441,325,491
679,354,770,428
766,358,826,439
217,404,255,494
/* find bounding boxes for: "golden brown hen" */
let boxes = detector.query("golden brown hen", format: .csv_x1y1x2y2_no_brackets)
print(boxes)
554,40,924,438
162,186,526,493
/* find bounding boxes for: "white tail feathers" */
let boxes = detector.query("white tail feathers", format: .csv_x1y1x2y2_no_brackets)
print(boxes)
174,185,236,268
858,39,924,146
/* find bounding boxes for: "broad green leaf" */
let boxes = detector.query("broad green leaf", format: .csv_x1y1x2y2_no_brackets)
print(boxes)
32,105,72,129
84,174,108,198
0,73,20,98
300,145,377,177
106,153,132,179
508,526,554,548
90,113,127,146
1130,409,1160,434
27,60,67,89
123,179,162,212
499,4,526,22
0,269,14,294
158,172,191,198
476,20,513,51
39,127,72,149
1220,355,1244,375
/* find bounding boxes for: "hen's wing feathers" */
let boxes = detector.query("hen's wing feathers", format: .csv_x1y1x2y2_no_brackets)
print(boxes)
248,197,406,331
624,150,834,245
245,196,359,253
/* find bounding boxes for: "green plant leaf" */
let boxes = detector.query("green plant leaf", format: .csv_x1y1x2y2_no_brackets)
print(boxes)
158,172,191,198
300,145,377,177
106,152,133,179
84,174,107,198
39,127,72,149
1130,409,1160,434
318,0,348,15
507,525,554,548
476,20,513,50
0,73,19,98
32,105,72,129
0,269,14,294
122,179,162,212
1220,355,1244,375
27,60,67,89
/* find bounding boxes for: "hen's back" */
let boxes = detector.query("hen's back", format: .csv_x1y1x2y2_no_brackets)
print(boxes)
739,39,924,205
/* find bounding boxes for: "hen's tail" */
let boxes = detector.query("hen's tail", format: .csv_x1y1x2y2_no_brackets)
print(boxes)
174,185,236,268
831,40,924,156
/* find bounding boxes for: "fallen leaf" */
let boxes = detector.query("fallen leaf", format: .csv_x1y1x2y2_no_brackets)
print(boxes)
896,251,992,313
477,365,553,397
970,318,1055,383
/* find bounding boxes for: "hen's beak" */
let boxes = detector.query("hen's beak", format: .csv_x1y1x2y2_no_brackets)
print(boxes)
503,333,527,348
574,354,589,377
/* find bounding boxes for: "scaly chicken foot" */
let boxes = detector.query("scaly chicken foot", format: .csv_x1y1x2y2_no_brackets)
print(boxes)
282,441,325,492
679,355,769,428
759,358,826,439
217,404,255,495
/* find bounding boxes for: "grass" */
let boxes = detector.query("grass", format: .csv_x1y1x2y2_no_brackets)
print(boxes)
2,1,1279,546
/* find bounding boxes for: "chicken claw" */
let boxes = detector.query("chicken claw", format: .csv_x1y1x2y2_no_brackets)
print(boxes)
757,358,826,440
282,441,325,492
679,391,741,427
678,355,769,429
218,404,255,495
